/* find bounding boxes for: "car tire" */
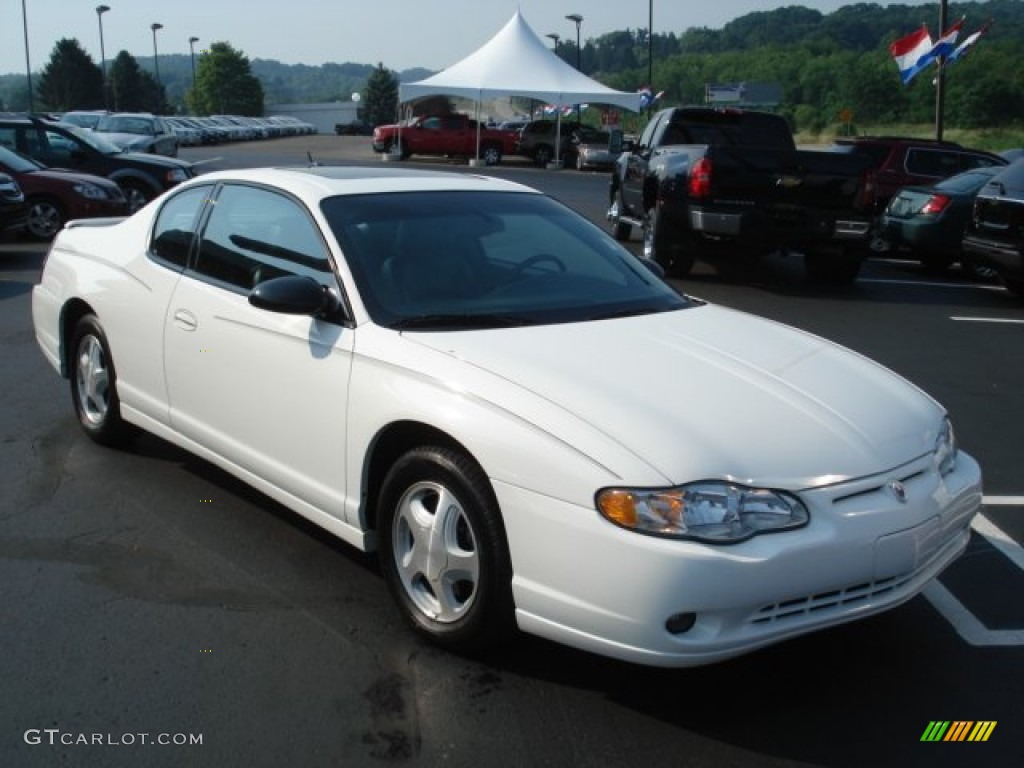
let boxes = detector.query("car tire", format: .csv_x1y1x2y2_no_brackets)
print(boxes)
25,196,65,241
70,315,134,447
378,445,514,652
920,251,952,274
960,253,998,282
533,144,553,166
644,206,694,277
389,140,410,160
481,144,502,166
1003,277,1024,298
805,249,863,285
119,181,154,214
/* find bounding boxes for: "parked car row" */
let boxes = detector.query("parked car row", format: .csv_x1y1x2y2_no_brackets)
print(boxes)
0,114,194,223
63,110,316,148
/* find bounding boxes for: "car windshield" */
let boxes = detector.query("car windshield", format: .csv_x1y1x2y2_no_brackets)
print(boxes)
57,123,123,154
96,116,154,135
0,145,42,172
322,190,692,329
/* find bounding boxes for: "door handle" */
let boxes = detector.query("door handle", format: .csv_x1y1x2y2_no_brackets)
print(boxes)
172,309,198,331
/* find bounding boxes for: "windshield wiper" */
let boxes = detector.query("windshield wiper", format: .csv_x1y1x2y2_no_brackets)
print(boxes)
390,313,531,330
587,306,667,321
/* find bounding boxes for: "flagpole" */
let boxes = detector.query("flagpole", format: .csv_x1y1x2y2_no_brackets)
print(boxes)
935,0,948,141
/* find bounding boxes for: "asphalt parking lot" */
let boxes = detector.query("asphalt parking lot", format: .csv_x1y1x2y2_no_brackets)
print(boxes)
1,135,1022,768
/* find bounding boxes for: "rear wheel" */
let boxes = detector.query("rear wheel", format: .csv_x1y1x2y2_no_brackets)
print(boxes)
805,248,863,285
1003,277,1024,298
378,446,514,652
533,144,553,166
70,315,134,446
644,206,694,277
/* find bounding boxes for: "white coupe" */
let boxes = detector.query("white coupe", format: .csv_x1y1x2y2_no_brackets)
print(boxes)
32,167,982,667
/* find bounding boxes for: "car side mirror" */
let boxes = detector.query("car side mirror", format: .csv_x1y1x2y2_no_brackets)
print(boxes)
248,275,340,318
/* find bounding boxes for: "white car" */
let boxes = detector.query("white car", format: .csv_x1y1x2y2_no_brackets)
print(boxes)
32,167,982,667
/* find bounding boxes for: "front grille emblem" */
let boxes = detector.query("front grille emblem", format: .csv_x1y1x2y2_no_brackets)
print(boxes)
887,480,907,504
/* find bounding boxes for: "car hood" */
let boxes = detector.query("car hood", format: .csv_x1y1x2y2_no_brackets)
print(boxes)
98,132,155,149
405,304,944,488
25,168,122,191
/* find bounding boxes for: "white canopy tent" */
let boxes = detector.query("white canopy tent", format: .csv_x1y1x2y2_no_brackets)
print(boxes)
398,10,642,164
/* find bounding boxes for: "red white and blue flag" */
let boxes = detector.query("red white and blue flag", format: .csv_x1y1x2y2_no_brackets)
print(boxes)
890,25,933,84
915,18,965,70
947,22,991,65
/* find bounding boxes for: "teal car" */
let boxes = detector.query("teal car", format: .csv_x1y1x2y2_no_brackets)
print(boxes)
881,166,1003,277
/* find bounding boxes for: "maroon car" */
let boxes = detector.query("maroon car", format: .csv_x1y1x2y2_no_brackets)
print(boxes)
0,145,128,240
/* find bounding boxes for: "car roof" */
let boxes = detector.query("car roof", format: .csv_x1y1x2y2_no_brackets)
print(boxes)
188,166,539,201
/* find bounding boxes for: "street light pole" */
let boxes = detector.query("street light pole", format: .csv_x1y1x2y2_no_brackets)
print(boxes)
150,22,163,111
21,0,34,113
545,33,560,52
648,0,654,115
189,36,199,94
935,0,948,141
566,14,583,125
96,5,110,110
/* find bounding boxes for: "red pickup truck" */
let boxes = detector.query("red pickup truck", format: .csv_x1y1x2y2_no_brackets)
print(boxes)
371,114,519,165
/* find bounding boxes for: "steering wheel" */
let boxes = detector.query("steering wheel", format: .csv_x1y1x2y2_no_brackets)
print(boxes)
513,253,567,278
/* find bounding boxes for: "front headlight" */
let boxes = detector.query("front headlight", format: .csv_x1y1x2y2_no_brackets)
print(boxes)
934,417,957,476
73,183,108,200
165,168,189,183
596,481,808,543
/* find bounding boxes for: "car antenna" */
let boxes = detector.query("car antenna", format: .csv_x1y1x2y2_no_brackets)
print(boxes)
307,151,319,167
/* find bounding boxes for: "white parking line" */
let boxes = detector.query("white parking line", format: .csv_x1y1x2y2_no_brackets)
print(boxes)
951,317,1024,324
983,495,1024,506
923,510,1024,646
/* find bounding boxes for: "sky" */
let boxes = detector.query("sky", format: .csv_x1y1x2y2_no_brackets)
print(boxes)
2,1,938,78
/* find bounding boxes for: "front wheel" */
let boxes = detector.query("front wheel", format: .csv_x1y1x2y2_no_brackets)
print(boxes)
25,197,65,241
378,446,513,652
533,144,553,166
481,144,502,166
119,181,154,214
70,315,134,446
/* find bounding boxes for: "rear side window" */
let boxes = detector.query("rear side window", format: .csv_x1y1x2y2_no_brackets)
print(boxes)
906,149,960,178
193,184,334,292
149,184,213,270
960,152,1003,171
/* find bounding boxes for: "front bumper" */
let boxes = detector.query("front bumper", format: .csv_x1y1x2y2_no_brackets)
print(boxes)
497,449,982,667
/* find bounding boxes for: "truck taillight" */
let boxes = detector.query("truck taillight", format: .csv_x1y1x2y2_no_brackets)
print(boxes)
920,194,951,215
689,157,712,199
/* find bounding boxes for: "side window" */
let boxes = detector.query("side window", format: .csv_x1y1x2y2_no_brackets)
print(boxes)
0,127,16,151
42,130,78,165
149,185,213,270
422,117,442,131
193,185,335,293
906,149,959,178
638,113,664,149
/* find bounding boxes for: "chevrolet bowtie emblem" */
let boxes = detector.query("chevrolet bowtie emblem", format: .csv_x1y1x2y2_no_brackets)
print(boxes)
887,480,908,503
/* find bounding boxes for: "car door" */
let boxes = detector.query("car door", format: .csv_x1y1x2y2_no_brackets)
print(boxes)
163,182,353,518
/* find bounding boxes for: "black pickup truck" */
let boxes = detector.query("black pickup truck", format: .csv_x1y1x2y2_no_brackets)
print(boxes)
607,107,875,283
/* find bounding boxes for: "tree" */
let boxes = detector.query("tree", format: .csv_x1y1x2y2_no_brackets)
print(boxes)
36,38,103,111
108,50,166,113
362,63,399,127
187,42,264,116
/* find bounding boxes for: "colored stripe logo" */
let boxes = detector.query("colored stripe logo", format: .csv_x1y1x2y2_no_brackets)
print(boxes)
921,721,996,742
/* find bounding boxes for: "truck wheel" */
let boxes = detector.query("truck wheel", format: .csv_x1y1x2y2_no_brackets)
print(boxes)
607,197,631,242
804,249,863,285
644,207,694,277
1003,277,1024,298
481,144,502,166
389,140,410,160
